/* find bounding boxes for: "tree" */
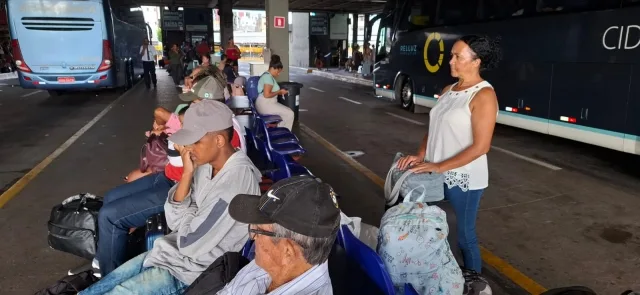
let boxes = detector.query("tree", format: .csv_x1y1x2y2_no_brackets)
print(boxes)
156,27,162,42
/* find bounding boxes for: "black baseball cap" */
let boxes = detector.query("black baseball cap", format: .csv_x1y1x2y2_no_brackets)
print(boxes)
229,175,341,238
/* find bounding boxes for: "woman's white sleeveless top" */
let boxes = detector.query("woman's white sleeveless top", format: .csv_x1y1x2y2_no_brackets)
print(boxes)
425,81,494,191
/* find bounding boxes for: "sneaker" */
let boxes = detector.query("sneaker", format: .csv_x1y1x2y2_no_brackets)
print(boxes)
462,269,492,295
92,258,101,278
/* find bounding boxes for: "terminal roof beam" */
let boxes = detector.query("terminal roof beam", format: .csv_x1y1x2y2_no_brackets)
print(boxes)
112,0,386,13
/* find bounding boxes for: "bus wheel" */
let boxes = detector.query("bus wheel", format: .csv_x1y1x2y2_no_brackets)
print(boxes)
129,62,135,84
124,61,131,90
397,76,414,111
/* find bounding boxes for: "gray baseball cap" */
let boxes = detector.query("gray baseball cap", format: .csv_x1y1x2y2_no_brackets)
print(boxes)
179,76,225,102
169,100,233,145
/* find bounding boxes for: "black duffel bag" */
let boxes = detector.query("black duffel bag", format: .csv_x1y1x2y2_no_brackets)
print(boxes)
48,193,103,260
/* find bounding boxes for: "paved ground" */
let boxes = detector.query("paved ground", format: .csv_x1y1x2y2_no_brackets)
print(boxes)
0,80,125,195
276,64,640,294
0,64,638,294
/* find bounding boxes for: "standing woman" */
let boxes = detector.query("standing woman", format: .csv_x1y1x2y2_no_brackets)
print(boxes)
168,44,184,87
225,38,241,73
396,35,502,273
255,55,294,131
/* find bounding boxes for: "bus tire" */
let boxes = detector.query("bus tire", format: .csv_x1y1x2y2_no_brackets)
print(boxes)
123,61,131,90
396,75,414,111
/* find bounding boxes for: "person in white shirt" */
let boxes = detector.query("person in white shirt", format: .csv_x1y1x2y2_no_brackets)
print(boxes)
218,175,340,295
140,38,158,89
396,35,502,274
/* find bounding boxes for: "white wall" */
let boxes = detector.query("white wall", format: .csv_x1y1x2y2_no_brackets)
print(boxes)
289,12,310,68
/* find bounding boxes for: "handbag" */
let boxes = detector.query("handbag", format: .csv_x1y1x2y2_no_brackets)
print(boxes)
384,152,445,206
139,132,169,173
47,193,103,260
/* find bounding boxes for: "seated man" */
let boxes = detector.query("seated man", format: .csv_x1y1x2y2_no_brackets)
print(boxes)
95,106,188,276
180,75,245,152
81,100,261,295
218,175,341,294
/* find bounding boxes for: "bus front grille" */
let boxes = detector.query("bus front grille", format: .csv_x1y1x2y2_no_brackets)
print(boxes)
21,17,94,31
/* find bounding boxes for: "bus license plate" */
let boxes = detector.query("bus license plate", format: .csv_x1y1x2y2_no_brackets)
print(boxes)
58,77,75,83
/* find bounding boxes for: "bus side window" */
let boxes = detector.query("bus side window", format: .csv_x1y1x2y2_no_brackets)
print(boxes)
376,27,389,58
479,0,537,20
537,0,621,12
438,0,480,25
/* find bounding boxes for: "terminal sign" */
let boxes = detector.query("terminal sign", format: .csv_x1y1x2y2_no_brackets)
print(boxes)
274,16,286,29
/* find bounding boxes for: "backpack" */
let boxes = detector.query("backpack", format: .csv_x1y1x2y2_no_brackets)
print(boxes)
384,152,444,206
182,252,249,295
34,270,98,295
139,132,169,173
47,193,102,260
377,200,464,295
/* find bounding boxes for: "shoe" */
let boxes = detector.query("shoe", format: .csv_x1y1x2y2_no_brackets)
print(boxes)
462,269,491,295
92,258,101,278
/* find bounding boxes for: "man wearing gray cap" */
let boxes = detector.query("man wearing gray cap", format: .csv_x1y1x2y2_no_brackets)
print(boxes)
180,71,229,102
80,100,261,295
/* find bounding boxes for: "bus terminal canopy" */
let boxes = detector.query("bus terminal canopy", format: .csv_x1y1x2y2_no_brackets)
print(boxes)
111,0,386,13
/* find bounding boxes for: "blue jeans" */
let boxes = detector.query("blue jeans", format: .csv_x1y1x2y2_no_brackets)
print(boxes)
97,172,174,276
80,253,187,295
444,185,484,273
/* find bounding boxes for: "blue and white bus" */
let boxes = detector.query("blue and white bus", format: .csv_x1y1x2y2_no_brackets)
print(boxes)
6,0,149,96
373,0,640,155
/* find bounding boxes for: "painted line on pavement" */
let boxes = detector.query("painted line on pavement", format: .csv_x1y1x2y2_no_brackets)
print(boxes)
339,96,362,105
299,123,548,295
491,146,562,171
385,112,425,126
21,90,43,98
309,87,325,93
0,82,141,208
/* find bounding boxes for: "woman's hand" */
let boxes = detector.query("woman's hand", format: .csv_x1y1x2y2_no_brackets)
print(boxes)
279,89,289,95
397,155,421,170
408,162,441,174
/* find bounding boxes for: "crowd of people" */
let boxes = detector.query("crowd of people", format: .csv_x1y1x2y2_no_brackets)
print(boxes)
67,33,508,295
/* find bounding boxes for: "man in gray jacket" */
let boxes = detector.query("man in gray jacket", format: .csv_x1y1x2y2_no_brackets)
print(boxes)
80,100,261,295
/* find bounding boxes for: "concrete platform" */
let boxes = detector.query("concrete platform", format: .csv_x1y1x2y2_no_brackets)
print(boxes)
0,74,183,294
3,64,639,294
282,66,640,294
0,70,524,294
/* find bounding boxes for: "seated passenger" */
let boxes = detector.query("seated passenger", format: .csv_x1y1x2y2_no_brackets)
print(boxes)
256,54,295,131
95,106,188,275
180,75,245,152
231,76,246,96
184,65,229,98
126,106,189,183
80,100,261,295
218,175,340,294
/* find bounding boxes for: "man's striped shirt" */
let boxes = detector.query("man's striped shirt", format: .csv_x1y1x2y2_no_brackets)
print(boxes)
217,260,333,295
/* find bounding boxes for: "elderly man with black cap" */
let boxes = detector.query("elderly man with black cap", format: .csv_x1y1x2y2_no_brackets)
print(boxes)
80,100,261,295
217,175,340,295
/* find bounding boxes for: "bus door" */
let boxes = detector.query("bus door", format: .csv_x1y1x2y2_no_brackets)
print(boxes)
9,0,105,76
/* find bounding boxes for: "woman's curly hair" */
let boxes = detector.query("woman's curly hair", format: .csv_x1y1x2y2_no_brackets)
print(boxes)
459,35,503,71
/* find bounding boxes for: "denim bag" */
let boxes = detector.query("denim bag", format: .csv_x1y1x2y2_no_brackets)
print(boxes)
384,152,445,206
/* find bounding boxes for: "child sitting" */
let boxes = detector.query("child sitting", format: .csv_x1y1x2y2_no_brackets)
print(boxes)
125,105,189,183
